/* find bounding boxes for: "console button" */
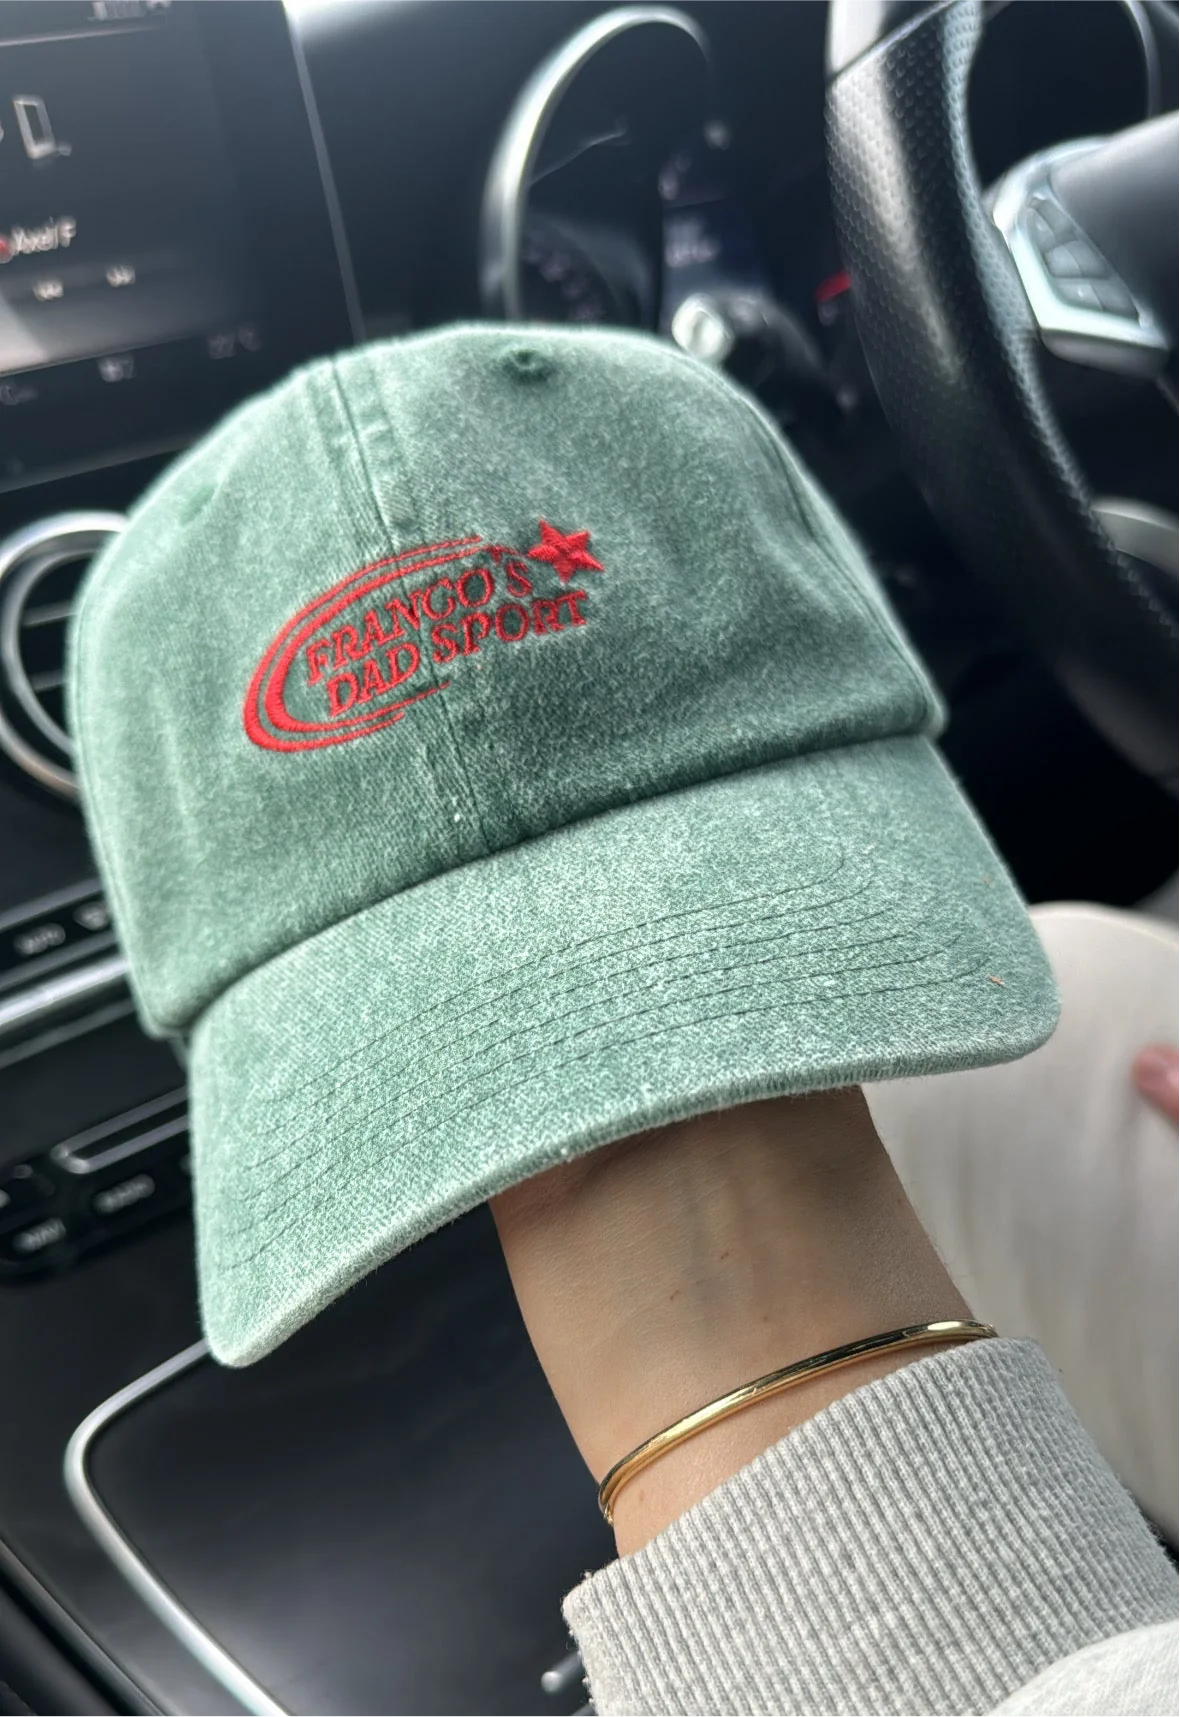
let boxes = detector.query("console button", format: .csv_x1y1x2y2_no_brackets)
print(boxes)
89,1171,160,1221
0,1164,56,1223
88,1153,188,1231
73,899,111,933
0,1214,70,1265
96,353,136,385
0,889,113,983
0,379,40,408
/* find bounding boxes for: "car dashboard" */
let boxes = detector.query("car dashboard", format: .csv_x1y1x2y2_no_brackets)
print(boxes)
0,3,1175,1713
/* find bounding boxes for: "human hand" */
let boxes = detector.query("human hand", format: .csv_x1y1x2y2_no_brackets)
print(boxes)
1132,1046,1178,1127
490,1089,971,1554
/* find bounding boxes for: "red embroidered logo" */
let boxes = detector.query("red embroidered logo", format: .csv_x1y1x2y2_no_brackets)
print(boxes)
243,523,603,752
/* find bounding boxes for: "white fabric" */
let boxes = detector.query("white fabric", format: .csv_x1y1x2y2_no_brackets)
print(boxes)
867,903,1179,1541
992,1621,1178,1715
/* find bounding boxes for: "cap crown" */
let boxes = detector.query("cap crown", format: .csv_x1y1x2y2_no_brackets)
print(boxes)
71,325,940,1033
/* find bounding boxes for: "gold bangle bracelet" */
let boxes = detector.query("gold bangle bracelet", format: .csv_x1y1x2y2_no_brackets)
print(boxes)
596,1318,997,1525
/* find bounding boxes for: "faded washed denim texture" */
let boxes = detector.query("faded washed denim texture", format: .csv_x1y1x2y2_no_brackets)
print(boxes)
69,325,1058,1364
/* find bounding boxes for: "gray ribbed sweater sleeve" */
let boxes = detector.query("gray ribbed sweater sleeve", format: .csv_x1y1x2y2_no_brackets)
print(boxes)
563,1339,1178,1715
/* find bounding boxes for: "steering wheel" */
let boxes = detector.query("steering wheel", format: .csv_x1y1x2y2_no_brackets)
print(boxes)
826,0,1178,790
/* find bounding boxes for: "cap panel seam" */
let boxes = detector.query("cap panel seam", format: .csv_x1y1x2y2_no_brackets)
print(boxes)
651,342,942,732
328,356,494,856
763,432,945,732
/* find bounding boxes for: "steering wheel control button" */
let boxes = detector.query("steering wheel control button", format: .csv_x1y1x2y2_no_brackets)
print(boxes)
1053,279,1103,311
1043,240,1107,280
1042,244,1081,278
1027,195,1075,243
1024,209,1058,251
992,143,1169,379
1093,280,1137,318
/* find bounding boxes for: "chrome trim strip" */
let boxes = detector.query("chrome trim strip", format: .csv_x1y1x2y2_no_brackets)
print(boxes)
0,879,111,995
0,1534,161,1717
1094,498,1179,580
65,1344,287,1717
51,1088,187,1166
284,3,364,346
479,5,705,319
0,513,127,799
991,140,1169,379
1121,0,1162,118
0,878,103,933
541,1648,584,1696
0,435,192,501
0,951,129,1039
53,1092,188,1174
54,1113,188,1177
59,1114,188,1176
0,996,137,1073
0,928,116,996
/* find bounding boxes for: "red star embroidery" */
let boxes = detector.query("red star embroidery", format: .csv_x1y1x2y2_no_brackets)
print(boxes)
526,519,604,583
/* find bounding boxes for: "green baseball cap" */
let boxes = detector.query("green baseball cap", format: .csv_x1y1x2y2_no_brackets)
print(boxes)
69,324,1057,1366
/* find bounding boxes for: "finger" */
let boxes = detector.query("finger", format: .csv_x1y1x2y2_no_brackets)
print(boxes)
1132,1045,1179,1128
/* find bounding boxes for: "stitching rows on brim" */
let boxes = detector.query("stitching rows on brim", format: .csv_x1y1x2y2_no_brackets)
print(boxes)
210,930,990,1277
215,849,855,1122
220,882,896,1198
185,731,924,1043
208,911,983,1264
211,869,968,1202
221,863,885,1176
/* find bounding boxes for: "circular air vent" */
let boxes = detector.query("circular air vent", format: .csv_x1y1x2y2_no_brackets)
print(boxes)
0,513,125,800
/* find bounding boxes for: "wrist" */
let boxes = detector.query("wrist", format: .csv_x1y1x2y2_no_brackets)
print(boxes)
491,1089,971,1551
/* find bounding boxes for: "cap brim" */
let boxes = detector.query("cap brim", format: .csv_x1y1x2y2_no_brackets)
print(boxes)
191,735,1058,1365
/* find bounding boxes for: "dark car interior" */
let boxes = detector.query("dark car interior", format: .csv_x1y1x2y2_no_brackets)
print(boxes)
0,3,1175,1712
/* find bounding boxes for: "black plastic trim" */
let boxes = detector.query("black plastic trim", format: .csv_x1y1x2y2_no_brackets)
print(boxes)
0,1576,116,1717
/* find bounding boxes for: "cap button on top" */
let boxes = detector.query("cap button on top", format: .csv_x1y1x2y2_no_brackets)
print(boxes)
499,345,554,383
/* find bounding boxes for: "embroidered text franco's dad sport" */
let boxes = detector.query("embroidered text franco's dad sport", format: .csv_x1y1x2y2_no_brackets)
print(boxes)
243,520,604,753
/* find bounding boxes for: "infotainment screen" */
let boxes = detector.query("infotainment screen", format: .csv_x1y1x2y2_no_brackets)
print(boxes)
0,1,357,488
